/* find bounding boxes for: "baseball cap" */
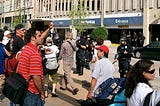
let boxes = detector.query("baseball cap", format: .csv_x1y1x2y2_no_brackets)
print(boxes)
4,30,11,36
96,45,109,54
15,24,24,30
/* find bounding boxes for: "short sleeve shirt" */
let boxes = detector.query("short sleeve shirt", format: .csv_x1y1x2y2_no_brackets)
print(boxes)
18,43,44,94
128,83,153,106
92,57,115,96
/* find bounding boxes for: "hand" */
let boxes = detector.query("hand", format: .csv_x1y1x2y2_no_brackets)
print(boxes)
49,22,54,29
41,91,45,100
124,50,128,54
58,60,61,65
87,92,92,99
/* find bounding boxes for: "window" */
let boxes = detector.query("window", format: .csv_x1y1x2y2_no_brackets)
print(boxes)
97,0,100,10
92,0,94,11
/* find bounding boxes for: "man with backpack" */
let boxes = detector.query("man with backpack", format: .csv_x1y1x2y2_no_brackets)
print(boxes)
87,45,115,99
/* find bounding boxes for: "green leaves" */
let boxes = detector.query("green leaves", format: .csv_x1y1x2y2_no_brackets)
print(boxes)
91,27,108,40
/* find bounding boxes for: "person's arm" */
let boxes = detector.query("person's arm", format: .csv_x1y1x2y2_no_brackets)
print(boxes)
32,75,45,100
87,77,97,99
3,47,11,56
41,22,54,39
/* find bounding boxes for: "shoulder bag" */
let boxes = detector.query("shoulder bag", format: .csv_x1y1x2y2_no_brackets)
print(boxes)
2,62,32,104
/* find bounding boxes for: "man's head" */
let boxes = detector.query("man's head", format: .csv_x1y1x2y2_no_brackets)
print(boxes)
25,28,43,46
65,32,73,40
96,45,109,58
15,24,25,37
120,37,127,45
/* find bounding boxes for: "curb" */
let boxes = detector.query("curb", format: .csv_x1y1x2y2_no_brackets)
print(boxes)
111,44,120,46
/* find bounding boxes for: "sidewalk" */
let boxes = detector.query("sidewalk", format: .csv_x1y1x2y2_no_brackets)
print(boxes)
0,45,160,106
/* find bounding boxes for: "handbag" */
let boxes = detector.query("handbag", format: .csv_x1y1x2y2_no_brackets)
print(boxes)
2,64,32,104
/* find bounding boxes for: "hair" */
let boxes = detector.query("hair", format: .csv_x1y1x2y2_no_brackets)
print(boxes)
65,32,73,39
24,28,36,44
96,36,104,45
125,59,154,98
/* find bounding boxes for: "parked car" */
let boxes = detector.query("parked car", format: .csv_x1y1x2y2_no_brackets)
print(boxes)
133,41,160,60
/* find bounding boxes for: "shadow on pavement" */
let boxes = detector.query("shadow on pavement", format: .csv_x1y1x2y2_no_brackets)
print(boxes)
57,90,81,106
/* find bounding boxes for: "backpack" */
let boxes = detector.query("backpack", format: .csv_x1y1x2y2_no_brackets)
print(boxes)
143,88,160,106
79,78,126,106
4,55,17,78
95,78,125,98
45,58,58,70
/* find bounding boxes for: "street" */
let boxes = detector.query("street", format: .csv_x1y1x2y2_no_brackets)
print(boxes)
0,45,160,106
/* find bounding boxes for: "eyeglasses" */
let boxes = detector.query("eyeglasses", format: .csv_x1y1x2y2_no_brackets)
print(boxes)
145,69,155,74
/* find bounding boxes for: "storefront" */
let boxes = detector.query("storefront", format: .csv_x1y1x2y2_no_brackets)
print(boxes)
53,16,143,43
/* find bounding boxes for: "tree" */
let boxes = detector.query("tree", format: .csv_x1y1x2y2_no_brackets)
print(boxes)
91,27,108,40
12,8,24,28
69,0,89,35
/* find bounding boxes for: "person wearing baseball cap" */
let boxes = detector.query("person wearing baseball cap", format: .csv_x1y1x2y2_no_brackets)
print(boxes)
87,44,115,99
2,30,12,45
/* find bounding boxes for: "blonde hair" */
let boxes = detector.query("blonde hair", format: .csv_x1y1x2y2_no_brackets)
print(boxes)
65,32,73,39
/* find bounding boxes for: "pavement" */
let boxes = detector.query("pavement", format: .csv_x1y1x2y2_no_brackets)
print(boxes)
0,45,160,106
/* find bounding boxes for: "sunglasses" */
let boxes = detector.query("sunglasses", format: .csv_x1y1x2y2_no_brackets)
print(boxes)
145,69,155,74
20,29,26,31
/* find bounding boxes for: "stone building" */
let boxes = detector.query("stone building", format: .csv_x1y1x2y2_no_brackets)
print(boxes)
0,0,160,43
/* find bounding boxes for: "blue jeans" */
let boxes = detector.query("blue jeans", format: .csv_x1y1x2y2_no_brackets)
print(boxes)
23,91,44,106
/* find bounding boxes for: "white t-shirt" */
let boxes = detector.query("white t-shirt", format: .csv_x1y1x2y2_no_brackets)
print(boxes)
92,57,115,96
128,83,153,106
44,45,59,58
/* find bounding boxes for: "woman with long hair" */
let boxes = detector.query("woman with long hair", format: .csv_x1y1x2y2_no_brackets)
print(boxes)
125,59,155,106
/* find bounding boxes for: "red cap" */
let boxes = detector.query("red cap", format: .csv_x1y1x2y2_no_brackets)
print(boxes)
96,45,109,54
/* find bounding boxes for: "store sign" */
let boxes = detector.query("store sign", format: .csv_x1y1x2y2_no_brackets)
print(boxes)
81,20,96,24
115,19,129,24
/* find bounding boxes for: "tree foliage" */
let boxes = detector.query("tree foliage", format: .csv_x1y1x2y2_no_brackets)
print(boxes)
69,0,89,34
12,9,24,28
91,27,108,40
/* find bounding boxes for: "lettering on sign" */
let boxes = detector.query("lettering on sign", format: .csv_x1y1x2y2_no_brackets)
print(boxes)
115,19,129,24
81,20,95,24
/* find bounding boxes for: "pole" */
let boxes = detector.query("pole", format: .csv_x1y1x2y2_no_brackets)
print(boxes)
100,0,104,27
143,0,149,45
23,0,25,26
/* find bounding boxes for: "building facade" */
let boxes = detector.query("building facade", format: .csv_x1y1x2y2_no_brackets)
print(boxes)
0,0,160,43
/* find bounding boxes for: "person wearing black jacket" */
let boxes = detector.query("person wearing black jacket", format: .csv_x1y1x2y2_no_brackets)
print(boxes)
115,37,133,78
75,34,93,76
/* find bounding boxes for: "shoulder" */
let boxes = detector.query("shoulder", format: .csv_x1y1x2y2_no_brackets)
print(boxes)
134,83,153,97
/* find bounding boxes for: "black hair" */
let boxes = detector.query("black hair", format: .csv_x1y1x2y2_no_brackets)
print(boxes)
24,28,36,44
125,59,154,98
96,37,104,45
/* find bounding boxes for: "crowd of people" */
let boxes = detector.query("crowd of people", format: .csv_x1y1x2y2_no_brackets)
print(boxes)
0,22,159,106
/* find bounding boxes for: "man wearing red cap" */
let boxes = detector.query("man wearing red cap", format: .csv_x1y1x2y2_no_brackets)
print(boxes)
87,45,115,99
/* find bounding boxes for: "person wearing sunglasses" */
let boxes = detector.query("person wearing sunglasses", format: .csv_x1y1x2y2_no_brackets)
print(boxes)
125,59,155,106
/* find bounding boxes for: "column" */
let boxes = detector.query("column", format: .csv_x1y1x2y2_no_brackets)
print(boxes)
94,0,97,12
101,0,104,27
143,0,150,45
